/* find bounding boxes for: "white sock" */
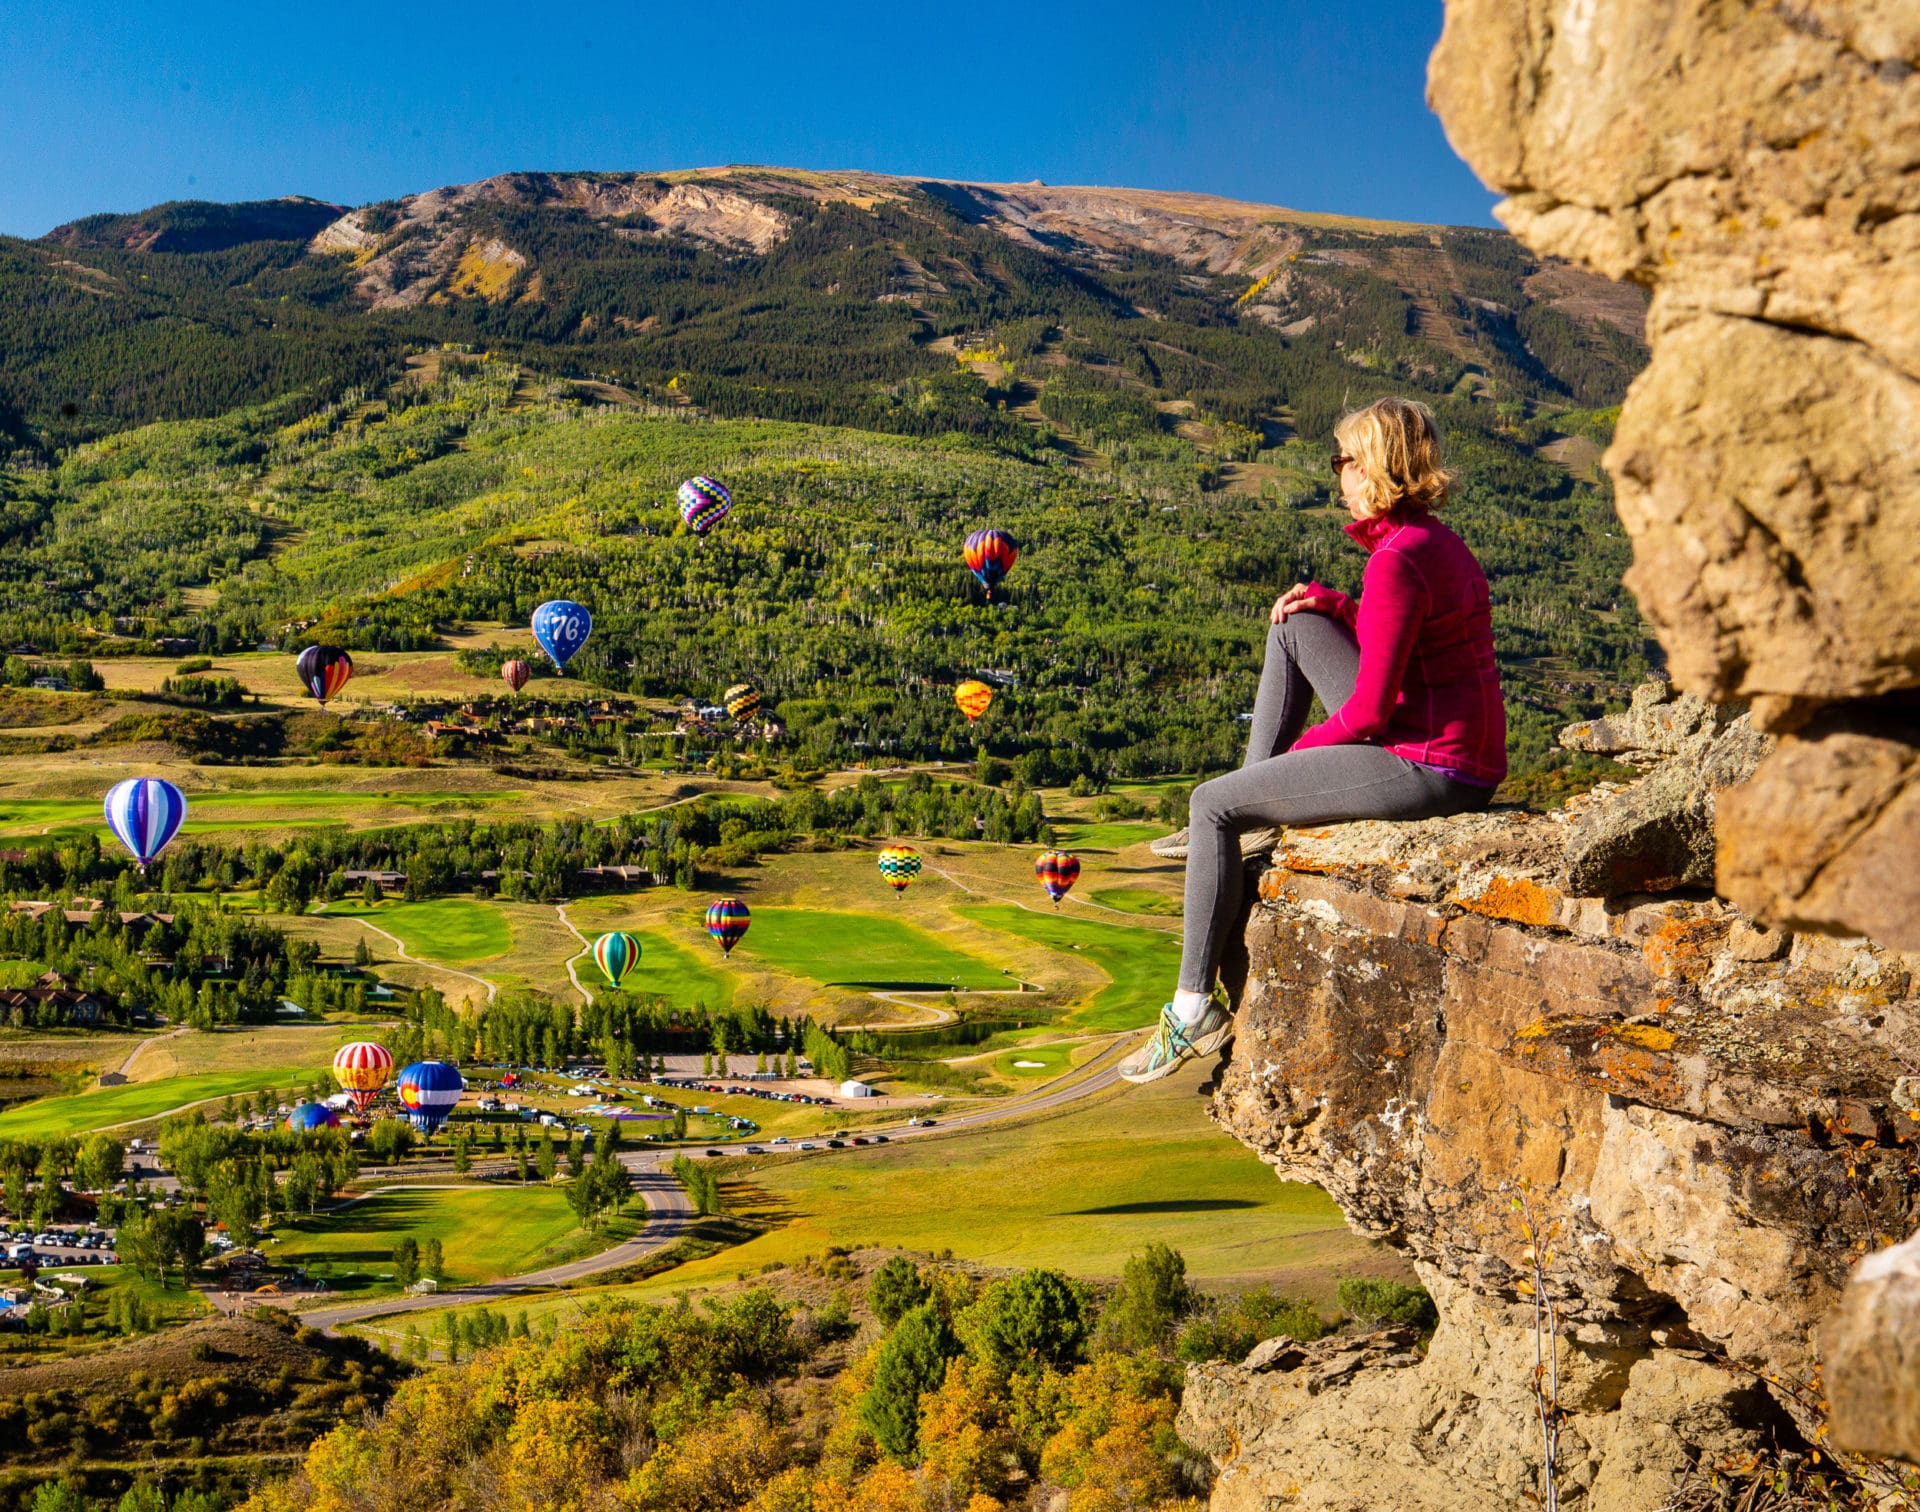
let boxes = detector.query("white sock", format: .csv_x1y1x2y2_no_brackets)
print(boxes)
1171,989,1214,1024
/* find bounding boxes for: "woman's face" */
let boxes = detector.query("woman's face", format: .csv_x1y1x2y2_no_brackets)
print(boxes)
1337,452,1369,518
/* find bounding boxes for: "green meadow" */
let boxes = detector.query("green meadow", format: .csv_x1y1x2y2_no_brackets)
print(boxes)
271,1186,635,1300
729,907,1008,991
0,1070,303,1137
959,904,1178,1029
321,898,514,965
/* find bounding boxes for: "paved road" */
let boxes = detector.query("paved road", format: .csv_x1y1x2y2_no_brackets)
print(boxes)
293,1034,1138,1331
297,1156,693,1330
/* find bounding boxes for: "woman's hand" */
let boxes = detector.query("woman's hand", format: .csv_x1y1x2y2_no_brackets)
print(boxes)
1272,583,1337,623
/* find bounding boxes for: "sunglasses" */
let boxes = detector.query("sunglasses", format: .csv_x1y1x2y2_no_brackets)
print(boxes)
1330,452,1354,477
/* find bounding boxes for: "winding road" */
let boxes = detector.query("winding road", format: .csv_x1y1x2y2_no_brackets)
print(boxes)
294,1033,1138,1332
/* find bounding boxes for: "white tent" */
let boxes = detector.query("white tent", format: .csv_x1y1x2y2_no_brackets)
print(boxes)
838,1080,878,1098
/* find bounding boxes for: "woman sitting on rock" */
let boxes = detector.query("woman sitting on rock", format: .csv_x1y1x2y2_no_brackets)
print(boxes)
1121,397,1507,1083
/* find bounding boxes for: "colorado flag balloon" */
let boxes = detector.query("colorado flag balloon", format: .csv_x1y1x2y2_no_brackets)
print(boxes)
531,600,592,671
704,898,751,958
678,476,732,534
395,1061,464,1134
592,931,642,990
104,778,186,870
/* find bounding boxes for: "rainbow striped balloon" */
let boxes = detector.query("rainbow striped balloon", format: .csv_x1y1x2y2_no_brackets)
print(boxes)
877,846,923,897
592,930,642,989
963,528,1018,595
705,898,751,957
103,778,187,870
678,476,733,534
332,1040,394,1114
295,644,355,707
1034,850,1082,907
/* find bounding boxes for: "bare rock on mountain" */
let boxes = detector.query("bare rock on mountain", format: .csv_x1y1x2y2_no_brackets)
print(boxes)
1428,0,1920,949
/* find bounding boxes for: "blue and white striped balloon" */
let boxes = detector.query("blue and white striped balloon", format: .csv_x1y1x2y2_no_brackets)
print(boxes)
103,778,187,869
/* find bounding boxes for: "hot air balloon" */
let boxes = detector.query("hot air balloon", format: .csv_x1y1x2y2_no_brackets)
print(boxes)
678,476,732,535
501,658,532,694
295,645,354,707
332,1040,394,1115
287,1102,340,1132
877,846,923,898
963,528,1018,597
705,898,751,958
395,1060,464,1134
724,683,761,722
592,931,642,990
955,680,995,722
103,778,186,871
531,600,592,672
1034,850,1082,908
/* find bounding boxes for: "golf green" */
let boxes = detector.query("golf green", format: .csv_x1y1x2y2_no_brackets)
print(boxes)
0,1070,309,1137
614,928,736,1011
957,904,1178,1029
730,908,1007,991
324,898,512,965
270,1187,591,1294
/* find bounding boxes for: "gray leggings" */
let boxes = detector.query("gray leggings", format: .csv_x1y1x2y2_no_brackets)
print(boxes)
1178,611,1493,992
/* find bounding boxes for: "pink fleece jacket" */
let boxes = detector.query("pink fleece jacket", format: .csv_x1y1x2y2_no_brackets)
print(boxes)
1290,509,1507,785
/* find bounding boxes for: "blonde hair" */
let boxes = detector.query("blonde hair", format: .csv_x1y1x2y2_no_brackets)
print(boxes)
1334,398,1455,519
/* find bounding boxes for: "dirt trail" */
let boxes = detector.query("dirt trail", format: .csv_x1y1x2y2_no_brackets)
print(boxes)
554,904,595,1005
322,911,498,1004
117,1024,189,1077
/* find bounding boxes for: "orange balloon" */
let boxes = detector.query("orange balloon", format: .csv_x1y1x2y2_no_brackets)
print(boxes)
955,680,995,722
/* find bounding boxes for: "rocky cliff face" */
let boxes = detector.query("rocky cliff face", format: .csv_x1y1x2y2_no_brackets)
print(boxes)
1179,691,1920,1509
1426,0,1920,950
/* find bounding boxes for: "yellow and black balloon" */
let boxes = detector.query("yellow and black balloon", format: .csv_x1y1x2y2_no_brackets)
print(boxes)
954,679,994,722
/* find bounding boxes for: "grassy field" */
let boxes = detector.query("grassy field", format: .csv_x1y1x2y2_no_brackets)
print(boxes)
0,1069,313,1136
731,907,1010,991
0,1263,209,1363
378,1063,1394,1345
1087,887,1183,917
618,927,736,1009
271,1185,632,1301
320,899,514,965
1045,820,1166,853
958,904,1178,1030
125,1023,372,1084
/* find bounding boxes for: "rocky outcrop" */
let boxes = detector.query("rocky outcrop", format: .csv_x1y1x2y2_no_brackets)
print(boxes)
1427,1,1920,949
1180,698,1920,1508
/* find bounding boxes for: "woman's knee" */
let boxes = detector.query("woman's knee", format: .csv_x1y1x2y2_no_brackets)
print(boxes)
1189,775,1232,826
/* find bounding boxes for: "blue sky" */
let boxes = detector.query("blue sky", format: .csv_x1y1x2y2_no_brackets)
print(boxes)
0,0,1499,238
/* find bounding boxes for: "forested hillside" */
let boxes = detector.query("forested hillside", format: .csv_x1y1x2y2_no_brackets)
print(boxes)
1,169,1645,455
0,168,1655,795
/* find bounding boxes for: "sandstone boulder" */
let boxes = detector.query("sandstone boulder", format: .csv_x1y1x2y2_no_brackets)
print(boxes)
1428,0,1920,947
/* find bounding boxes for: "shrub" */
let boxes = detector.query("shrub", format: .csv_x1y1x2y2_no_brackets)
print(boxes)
1336,1276,1438,1331
1098,1242,1196,1353
869,1255,931,1329
861,1301,956,1459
